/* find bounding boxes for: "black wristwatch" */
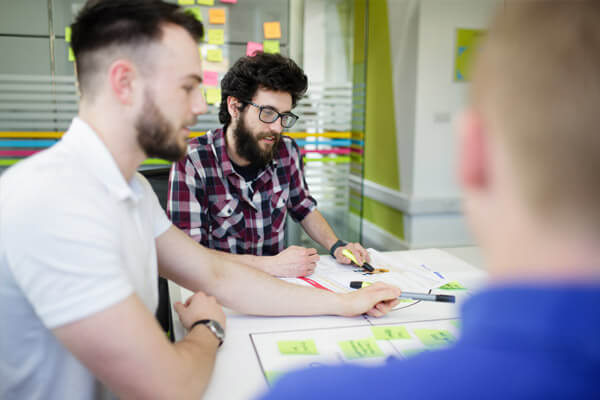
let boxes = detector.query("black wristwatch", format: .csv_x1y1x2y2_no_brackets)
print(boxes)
190,319,225,347
329,239,347,258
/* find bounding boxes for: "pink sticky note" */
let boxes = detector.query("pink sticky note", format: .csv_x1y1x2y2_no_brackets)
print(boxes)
220,0,237,3
203,70,219,87
246,41,263,57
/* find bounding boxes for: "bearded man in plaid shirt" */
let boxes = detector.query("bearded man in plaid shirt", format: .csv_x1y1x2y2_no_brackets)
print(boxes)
168,52,368,277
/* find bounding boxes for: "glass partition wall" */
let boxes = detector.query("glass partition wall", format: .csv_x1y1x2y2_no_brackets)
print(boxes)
0,0,368,252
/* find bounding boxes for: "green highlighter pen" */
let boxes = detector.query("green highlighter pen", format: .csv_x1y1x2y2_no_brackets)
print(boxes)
350,281,455,303
341,249,375,272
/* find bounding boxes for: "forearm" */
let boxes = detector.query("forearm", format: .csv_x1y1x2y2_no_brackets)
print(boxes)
299,209,339,250
211,249,276,275
169,327,219,398
200,248,346,316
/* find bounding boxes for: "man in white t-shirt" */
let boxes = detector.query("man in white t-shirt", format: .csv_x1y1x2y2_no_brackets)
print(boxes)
0,1,400,399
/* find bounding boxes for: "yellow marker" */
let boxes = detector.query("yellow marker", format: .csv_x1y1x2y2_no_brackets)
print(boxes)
341,249,374,272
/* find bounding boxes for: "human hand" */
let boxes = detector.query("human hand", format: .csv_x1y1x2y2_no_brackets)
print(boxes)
339,282,401,317
334,242,371,266
269,245,320,277
174,291,226,331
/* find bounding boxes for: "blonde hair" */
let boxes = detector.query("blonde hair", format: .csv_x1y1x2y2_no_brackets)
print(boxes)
473,0,600,226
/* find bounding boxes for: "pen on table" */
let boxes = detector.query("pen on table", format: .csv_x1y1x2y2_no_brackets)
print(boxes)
349,281,455,303
341,249,375,272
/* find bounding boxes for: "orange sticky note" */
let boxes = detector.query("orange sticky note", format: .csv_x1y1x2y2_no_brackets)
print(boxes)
263,22,281,39
246,42,263,57
209,8,226,24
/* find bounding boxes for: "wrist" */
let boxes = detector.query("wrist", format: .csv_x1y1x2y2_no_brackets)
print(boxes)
189,319,225,347
329,239,347,258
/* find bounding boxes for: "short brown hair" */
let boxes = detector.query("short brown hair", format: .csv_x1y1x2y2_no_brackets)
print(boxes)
472,0,600,227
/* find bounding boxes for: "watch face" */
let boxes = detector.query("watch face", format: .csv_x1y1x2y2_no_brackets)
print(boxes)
207,320,225,344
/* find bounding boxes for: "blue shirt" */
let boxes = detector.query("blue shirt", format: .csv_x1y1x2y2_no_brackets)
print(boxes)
261,286,600,399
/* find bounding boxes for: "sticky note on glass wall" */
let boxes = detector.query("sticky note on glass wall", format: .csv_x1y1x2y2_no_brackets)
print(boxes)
277,340,319,355
220,0,237,3
263,22,281,39
65,26,72,43
206,48,223,62
68,47,75,62
207,29,224,45
246,41,263,56
177,0,195,5
209,8,226,24
186,7,203,22
263,40,279,54
197,0,215,5
205,87,221,105
203,70,219,87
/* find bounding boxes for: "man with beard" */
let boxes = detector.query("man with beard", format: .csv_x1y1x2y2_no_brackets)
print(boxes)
261,2,600,399
168,52,371,277
0,1,401,399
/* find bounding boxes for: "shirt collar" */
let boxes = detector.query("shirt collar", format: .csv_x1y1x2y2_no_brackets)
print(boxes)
62,117,143,202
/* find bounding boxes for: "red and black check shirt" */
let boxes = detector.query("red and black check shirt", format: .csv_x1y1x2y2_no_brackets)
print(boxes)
167,128,317,255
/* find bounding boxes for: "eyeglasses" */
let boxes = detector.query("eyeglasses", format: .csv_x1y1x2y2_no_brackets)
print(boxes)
246,102,299,128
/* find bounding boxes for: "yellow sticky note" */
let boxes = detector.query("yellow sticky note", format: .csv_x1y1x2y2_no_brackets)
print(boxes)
177,0,195,5
263,40,280,54
209,8,226,24
371,326,411,341
65,26,72,43
207,29,224,45
197,0,215,5
277,340,319,355
68,47,75,62
413,329,455,349
205,87,221,104
186,7,203,22
338,338,384,360
263,21,281,39
206,48,223,62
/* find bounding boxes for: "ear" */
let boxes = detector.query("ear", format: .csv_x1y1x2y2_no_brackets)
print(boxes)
458,108,489,190
107,60,137,105
226,96,242,119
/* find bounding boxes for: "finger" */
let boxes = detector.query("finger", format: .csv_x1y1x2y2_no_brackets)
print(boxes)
306,247,318,255
308,254,320,263
174,301,184,315
366,307,384,318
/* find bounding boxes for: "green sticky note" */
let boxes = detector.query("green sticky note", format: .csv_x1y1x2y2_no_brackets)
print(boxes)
205,87,221,104
65,26,71,43
68,47,75,62
197,0,215,5
414,329,455,349
207,29,224,45
451,320,461,329
186,7,203,22
263,40,280,54
277,339,318,355
338,338,384,359
177,0,195,5
439,281,467,290
206,48,223,62
265,370,285,385
371,326,411,341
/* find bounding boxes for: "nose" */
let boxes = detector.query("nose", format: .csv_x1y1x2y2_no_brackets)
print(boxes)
191,88,208,116
268,118,284,135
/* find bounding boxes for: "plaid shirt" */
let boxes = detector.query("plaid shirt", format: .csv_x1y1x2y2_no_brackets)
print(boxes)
167,128,317,256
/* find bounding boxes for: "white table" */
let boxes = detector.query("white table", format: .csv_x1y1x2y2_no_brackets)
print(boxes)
168,247,486,400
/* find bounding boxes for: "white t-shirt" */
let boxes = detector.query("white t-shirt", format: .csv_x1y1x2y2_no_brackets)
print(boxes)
0,118,172,400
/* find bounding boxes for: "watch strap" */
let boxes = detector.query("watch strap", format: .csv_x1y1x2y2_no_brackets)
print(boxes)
190,319,225,347
329,239,347,258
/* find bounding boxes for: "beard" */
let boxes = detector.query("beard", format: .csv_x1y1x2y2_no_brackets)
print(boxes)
135,91,188,162
232,114,280,168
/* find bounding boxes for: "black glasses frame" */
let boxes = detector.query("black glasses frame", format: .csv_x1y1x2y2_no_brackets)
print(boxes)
246,102,299,128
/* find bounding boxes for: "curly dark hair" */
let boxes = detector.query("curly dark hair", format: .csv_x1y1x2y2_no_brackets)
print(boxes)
219,52,308,127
